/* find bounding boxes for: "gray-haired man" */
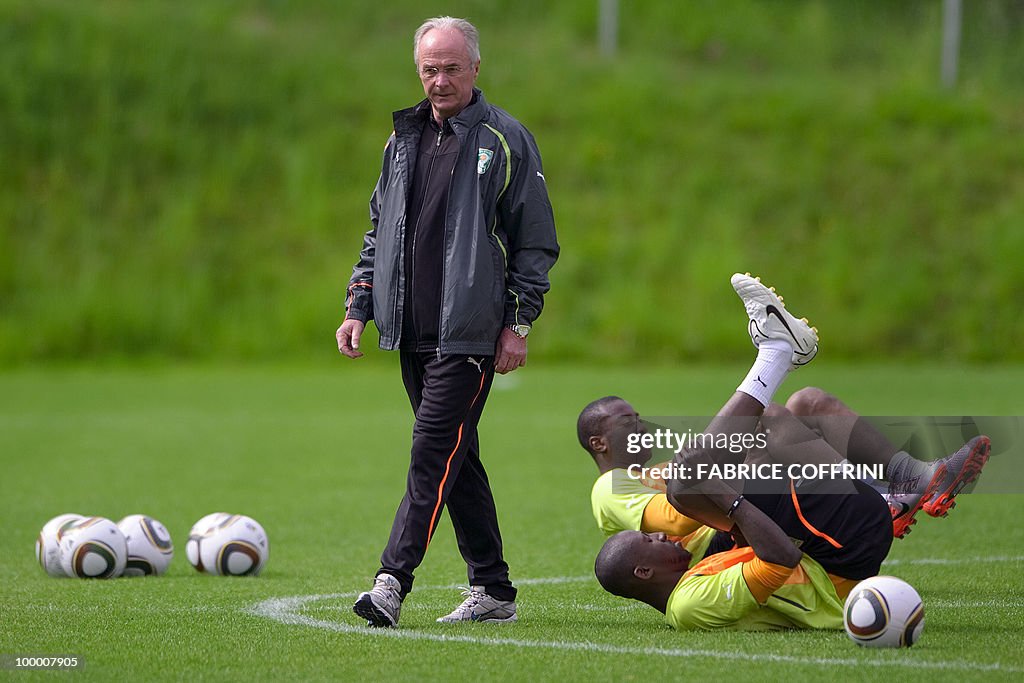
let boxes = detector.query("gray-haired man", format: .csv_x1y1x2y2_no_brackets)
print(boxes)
337,16,559,627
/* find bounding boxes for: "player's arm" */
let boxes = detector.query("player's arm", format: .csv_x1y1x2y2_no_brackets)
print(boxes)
667,479,800,613
740,556,795,604
640,494,703,537
666,391,766,529
701,478,801,569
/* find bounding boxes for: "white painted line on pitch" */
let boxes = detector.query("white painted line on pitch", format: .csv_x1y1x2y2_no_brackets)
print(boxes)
928,599,1024,609
249,593,1022,673
249,566,1024,674
513,575,591,585
883,555,1024,566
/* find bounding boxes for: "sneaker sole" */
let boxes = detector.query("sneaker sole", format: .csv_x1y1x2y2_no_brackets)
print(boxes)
480,613,517,623
922,436,991,518
437,613,518,624
353,593,397,628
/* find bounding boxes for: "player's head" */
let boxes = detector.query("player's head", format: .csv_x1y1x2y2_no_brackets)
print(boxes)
594,530,691,603
577,396,650,467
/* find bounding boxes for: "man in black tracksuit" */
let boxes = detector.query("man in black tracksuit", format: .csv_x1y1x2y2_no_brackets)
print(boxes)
336,16,559,627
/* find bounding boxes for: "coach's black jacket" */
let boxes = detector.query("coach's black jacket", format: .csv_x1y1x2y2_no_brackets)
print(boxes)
344,89,559,356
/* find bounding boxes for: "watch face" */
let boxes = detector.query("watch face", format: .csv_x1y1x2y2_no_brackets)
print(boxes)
513,325,530,338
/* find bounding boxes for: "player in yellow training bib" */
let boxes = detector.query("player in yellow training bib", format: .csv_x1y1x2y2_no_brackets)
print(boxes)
592,273,990,630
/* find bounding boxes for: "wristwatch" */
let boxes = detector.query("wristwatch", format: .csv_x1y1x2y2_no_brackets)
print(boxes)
507,324,531,339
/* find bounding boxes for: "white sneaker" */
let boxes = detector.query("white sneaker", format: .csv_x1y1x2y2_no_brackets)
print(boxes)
436,586,517,624
731,273,818,367
353,573,402,627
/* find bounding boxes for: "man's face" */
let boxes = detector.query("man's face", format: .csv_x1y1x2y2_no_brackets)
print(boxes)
627,531,692,574
601,400,651,465
416,28,479,122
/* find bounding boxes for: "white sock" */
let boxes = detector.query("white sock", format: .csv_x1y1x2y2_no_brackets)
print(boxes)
737,339,792,407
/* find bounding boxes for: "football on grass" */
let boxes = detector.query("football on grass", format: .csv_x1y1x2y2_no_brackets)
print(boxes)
35,513,85,577
844,575,924,647
186,513,268,576
184,512,231,572
118,514,174,577
58,516,128,579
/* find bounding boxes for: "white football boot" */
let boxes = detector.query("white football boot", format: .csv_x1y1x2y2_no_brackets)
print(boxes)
731,272,818,368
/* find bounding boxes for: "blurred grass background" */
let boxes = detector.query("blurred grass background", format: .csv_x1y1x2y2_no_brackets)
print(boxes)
2,0,1023,365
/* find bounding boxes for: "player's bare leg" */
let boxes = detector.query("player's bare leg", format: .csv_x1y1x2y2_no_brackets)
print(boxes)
786,386,991,537
668,274,819,528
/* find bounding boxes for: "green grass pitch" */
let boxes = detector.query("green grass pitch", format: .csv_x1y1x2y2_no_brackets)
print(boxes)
1,363,1022,681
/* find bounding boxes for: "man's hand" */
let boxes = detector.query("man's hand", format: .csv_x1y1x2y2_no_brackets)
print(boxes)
336,319,365,358
494,327,526,374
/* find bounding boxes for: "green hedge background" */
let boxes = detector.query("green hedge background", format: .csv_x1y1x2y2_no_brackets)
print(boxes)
3,0,1023,364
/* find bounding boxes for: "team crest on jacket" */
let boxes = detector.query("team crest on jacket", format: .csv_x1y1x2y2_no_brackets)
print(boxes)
477,148,494,175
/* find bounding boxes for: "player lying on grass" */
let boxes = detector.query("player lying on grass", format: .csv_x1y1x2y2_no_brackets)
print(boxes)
593,273,990,630
579,278,989,542
581,390,989,542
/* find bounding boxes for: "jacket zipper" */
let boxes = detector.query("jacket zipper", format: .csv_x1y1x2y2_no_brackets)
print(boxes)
409,127,444,351
437,127,459,360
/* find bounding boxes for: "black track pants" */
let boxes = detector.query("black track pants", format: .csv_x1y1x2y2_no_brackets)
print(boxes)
377,351,516,601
